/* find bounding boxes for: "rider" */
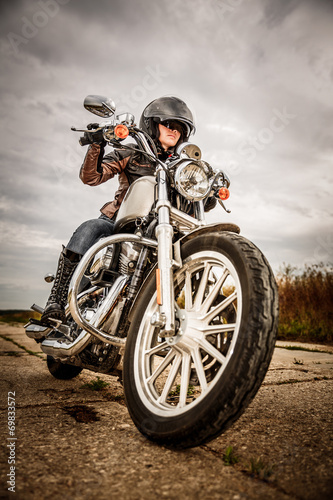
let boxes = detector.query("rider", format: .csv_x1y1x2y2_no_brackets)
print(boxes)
41,96,196,325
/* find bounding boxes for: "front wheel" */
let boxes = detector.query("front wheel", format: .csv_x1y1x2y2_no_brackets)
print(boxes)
123,232,278,448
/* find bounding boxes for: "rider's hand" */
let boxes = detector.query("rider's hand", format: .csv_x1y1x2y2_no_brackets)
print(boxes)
204,196,217,212
82,129,106,145
87,123,100,130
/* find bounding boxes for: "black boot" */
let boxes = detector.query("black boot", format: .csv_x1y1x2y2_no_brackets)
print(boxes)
41,247,80,325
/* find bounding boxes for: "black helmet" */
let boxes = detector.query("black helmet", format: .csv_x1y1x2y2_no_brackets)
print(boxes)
139,96,195,142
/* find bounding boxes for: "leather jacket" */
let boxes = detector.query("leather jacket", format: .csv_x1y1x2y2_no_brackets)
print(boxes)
80,143,156,219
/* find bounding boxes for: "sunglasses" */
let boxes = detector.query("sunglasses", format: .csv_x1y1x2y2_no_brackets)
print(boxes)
160,120,184,134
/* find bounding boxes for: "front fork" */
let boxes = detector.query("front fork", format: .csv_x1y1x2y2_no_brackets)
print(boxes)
151,168,176,337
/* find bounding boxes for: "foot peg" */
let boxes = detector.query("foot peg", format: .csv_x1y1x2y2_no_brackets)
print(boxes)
25,301,72,341
25,320,52,340
31,303,45,314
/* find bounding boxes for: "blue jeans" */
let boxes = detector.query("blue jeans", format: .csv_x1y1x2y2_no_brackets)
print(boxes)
66,214,115,256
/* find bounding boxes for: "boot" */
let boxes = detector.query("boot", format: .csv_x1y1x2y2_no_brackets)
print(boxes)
41,247,80,325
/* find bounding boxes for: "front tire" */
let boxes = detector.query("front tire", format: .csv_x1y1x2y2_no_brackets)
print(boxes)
123,232,278,448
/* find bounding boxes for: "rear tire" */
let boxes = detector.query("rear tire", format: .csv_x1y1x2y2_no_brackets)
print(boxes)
123,232,278,448
47,355,83,380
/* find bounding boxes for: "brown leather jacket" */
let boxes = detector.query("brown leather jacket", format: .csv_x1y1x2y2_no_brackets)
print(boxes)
80,143,156,219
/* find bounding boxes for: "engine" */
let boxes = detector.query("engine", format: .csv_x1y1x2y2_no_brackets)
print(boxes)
118,241,141,275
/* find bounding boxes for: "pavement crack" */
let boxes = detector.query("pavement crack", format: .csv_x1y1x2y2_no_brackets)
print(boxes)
263,376,332,386
0,334,44,359
275,346,333,355
201,444,302,500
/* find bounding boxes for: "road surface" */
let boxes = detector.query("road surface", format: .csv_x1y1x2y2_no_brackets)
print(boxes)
0,323,332,499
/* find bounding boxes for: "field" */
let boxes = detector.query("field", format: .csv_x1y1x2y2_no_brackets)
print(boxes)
276,263,333,344
0,309,41,324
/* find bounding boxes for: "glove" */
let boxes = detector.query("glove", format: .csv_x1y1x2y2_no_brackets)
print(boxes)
204,196,217,212
80,129,106,146
87,122,100,130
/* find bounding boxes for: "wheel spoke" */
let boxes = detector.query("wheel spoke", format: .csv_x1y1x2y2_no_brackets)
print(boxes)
178,353,191,408
202,291,237,325
202,323,236,335
145,341,169,357
158,352,182,404
200,269,229,314
198,338,226,365
184,270,193,310
193,262,211,311
146,348,176,386
191,348,208,392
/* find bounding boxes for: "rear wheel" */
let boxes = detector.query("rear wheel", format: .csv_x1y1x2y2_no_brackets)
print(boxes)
123,232,278,448
47,355,83,380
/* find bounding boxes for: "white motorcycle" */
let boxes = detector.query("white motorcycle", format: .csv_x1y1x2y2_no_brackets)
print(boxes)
25,95,278,448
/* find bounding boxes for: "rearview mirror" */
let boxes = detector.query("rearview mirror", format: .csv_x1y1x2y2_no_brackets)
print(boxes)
84,95,116,118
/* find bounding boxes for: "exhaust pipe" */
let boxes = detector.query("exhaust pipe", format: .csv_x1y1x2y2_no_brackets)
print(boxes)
41,329,92,359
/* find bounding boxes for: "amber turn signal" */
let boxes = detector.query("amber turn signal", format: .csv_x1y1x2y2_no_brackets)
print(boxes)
218,187,230,200
114,124,129,139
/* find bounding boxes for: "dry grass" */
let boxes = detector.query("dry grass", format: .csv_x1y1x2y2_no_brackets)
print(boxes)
276,263,333,344
0,310,40,324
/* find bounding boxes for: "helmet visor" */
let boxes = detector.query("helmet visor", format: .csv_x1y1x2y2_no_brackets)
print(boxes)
159,119,187,135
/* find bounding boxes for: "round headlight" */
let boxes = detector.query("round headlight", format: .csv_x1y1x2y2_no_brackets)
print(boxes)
174,160,212,201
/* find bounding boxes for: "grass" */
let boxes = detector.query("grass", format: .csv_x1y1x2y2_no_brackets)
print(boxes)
223,446,239,466
276,263,333,344
0,309,41,324
168,384,195,397
81,376,110,391
247,457,275,481
0,334,44,359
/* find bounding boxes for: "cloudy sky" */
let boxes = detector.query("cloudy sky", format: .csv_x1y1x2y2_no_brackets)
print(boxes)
0,0,332,309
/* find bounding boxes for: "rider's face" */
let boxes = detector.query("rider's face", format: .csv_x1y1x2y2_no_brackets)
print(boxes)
158,123,182,151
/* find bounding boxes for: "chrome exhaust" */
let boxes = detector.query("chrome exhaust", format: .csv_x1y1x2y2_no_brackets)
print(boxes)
41,329,92,359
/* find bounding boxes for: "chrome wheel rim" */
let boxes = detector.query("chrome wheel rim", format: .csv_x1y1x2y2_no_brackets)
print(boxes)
134,251,242,416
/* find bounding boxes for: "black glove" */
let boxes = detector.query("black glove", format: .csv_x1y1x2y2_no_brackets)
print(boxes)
87,122,100,130
79,128,105,146
204,196,217,212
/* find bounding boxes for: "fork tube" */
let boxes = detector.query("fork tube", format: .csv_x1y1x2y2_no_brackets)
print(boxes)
155,168,175,336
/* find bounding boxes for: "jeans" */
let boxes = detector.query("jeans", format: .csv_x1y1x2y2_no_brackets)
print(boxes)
66,214,115,256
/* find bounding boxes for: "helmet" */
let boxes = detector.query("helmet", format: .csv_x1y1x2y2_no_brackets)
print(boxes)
139,96,195,143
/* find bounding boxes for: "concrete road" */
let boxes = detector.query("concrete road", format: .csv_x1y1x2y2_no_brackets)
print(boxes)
0,323,332,500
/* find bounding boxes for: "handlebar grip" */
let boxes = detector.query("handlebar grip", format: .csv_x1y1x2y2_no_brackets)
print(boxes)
79,135,91,146
87,122,100,130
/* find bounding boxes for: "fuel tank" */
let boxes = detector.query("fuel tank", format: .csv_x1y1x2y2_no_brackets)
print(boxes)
114,176,156,231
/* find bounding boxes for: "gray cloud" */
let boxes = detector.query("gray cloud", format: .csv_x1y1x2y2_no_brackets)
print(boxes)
0,0,332,308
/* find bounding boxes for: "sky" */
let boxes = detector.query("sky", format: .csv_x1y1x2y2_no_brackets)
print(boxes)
0,0,332,309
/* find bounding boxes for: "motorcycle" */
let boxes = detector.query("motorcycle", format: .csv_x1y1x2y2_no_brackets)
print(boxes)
25,95,279,449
